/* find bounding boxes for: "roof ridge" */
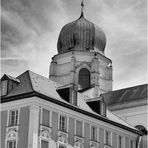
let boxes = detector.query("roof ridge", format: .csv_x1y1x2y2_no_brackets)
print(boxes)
27,70,35,92
1,74,20,83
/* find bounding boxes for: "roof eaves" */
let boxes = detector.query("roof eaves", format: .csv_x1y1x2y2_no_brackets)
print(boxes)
1,91,141,136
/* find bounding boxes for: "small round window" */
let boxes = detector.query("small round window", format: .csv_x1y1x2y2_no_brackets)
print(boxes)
135,125,147,135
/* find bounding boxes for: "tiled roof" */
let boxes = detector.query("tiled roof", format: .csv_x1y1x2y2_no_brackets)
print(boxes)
102,84,147,106
4,70,68,104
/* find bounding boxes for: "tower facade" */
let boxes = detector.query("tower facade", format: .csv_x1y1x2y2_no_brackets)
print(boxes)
49,12,112,99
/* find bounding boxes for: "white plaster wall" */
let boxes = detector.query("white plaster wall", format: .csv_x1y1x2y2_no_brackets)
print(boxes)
50,51,112,92
112,105,148,148
112,105,147,129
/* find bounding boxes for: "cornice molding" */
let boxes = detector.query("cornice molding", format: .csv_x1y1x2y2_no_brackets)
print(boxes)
1,91,141,136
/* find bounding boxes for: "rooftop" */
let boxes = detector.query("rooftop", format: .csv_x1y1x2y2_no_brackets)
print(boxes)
1,70,141,135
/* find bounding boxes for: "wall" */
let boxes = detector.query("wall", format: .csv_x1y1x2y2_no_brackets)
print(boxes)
1,97,139,148
38,97,138,148
49,51,112,93
1,110,7,148
112,105,148,148
17,107,30,148
1,106,30,148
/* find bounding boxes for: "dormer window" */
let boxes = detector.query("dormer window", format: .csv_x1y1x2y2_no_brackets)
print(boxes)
86,98,106,117
0,80,8,96
0,74,20,97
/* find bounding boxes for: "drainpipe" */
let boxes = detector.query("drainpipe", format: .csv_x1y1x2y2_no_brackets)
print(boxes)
136,136,142,148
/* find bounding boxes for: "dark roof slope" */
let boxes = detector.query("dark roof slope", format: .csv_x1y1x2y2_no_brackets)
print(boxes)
103,84,147,106
1,74,20,83
3,70,67,104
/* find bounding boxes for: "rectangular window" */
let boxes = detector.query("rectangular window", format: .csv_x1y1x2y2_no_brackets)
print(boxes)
7,140,16,148
118,135,123,148
105,131,111,145
91,126,97,141
42,109,50,127
59,145,66,148
59,115,67,132
76,120,82,137
0,80,8,96
9,110,18,126
41,140,48,148
130,140,134,148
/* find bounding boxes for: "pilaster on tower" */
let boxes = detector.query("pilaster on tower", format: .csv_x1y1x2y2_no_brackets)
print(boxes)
49,8,113,105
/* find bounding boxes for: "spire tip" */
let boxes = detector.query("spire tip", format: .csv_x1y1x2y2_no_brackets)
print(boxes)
80,0,84,18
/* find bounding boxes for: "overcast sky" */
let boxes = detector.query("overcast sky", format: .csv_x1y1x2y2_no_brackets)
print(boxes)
1,0,147,90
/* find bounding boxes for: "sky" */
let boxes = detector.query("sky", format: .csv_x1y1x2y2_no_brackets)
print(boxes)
1,0,147,90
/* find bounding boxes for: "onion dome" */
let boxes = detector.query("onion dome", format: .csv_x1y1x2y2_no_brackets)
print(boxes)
57,12,106,54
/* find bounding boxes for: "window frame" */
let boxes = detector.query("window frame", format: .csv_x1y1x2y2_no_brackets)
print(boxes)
7,140,16,148
90,125,97,141
59,114,67,132
118,135,123,148
7,109,20,127
58,144,67,148
75,120,83,137
40,139,49,148
104,130,112,146
41,108,51,127
130,140,134,148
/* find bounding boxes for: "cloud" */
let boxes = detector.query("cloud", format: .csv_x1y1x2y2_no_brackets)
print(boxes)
1,0,147,90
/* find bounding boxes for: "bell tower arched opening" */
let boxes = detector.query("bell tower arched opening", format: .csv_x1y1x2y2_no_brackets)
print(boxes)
78,68,90,91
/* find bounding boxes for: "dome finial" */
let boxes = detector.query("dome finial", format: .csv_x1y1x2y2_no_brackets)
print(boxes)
80,0,84,17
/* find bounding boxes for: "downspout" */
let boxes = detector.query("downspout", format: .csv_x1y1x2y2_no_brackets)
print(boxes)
136,135,142,148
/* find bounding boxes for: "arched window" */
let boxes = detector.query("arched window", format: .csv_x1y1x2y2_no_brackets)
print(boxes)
135,125,147,135
78,68,90,90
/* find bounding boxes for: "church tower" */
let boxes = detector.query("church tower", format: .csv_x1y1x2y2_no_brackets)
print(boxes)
49,2,112,105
